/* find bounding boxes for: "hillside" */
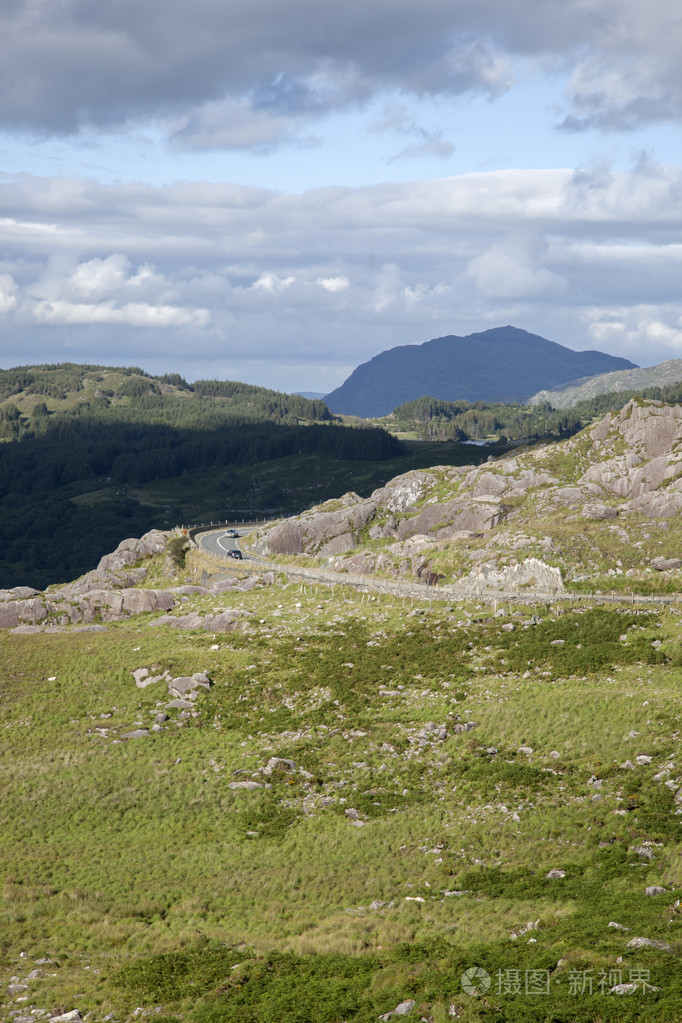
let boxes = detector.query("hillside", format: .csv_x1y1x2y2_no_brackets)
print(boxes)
529,359,682,409
256,399,682,598
0,363,404,589
0,503,680,1021
323,326,637,417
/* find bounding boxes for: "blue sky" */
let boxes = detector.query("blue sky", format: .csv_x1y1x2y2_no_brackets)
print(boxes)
1,0,682,393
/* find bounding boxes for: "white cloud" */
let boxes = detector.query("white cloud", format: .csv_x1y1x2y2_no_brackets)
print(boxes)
1,159,682,387
68,253,130,298
467,237,568,300
32,299,210,328
584,305,682,359
252,272,296,292
317,275,350,292
0,273,18,315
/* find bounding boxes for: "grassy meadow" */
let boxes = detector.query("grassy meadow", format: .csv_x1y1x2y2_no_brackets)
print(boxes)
1,562,681,1022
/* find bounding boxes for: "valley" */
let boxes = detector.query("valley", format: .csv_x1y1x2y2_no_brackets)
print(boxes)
0,393,680,1022
0,360,680,1022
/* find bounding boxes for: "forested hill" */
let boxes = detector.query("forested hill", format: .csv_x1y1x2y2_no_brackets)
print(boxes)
388,376,682,443
0,363,333,437
0,364,401,589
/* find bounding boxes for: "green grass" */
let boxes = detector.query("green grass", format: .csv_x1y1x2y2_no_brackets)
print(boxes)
0,576,681,1021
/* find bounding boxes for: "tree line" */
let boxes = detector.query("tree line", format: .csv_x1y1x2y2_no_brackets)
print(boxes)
391,379,682,442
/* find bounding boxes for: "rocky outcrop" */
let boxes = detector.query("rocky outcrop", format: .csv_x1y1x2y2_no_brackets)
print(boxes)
0,529,180,630
583,401,682,515
149,609,252,632
452,558,565,594
53,530,170,596
261,493,377,556
255,399,682,590
0,597,48,629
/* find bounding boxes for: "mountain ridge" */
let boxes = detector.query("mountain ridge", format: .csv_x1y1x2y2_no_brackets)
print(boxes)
529,358,682,408
324,325,637,416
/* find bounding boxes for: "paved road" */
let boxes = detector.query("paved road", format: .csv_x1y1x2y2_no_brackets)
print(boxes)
194,525,681,608
199,527,249,561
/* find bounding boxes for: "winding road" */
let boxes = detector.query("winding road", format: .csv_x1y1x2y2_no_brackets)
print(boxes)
192,524,681,608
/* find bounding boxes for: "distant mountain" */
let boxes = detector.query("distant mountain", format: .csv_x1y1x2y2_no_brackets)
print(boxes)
295,391,328,400
324,326,637,417
529,358,682,408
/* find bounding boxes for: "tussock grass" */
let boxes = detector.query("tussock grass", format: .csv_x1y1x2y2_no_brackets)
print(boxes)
0,588,680,1021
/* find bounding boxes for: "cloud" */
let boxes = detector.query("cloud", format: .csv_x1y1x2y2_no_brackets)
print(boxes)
32,300,210,328
3,0,680,148
317,275,350,292
169,98,316,153
0,273,18,315
2,160,682,387
467,237,568,300
68,253,131,298
371,103,455,162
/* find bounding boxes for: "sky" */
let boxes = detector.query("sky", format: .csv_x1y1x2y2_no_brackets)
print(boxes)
1,1,682,394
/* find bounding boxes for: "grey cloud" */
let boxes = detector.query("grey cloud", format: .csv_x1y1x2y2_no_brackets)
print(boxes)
169,100,316,153
4,0,681,146
0,1,506,137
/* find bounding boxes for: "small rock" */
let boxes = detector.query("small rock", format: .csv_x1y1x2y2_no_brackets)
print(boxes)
608,922,630,931
610,983,639,995
120,729,149,739
417,722,447,741
651,557,682,571
518,746,533,755
645,886,668,896
636,755,652,765
378,999,417,1020
262,757,296,776
48,1013,82,1023
545,869,566,879
370,899,386,910
228,781,263,790
510,919,539,939
626,936,673,952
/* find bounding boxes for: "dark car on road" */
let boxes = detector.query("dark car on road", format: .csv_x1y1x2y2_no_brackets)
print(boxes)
227,549,242,560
